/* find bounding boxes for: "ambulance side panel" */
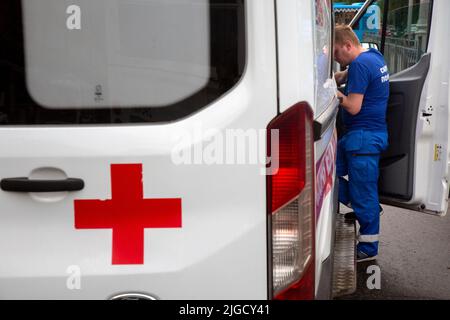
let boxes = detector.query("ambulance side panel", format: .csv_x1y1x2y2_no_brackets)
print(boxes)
0,0,277,299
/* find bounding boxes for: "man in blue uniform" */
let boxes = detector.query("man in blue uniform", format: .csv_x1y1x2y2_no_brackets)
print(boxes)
334,25,389,262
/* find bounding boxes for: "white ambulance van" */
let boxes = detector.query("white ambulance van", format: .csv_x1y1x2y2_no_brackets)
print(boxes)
0,0,448,300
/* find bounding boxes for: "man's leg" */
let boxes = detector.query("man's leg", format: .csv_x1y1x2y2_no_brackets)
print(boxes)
347,154,381,257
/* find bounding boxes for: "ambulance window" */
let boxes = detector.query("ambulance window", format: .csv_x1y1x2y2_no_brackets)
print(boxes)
314,0,334,111
383,0,432,74
350,0,433,75
0,1,246,125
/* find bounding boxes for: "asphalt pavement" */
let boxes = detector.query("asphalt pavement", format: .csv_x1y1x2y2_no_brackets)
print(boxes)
337,204,450,300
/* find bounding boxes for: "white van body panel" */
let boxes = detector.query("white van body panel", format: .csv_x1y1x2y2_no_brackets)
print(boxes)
0,0,277,299
314,123,338,295
277,0,315,114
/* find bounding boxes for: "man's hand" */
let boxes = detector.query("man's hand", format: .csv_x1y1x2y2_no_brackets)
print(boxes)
334,70,348,86
337,91,364,116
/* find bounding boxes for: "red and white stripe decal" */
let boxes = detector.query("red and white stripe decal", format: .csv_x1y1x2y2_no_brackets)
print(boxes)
315,130,337,219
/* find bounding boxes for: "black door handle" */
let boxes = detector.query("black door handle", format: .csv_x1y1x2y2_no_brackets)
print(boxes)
1,178,84,192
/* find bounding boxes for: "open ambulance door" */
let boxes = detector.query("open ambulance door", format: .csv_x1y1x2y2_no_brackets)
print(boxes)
346,0,450,216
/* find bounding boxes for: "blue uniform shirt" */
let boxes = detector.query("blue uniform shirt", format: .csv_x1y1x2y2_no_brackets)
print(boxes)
343,48,389,132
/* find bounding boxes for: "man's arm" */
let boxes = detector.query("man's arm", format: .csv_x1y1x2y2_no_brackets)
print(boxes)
334,70,348,86
337,91,364,115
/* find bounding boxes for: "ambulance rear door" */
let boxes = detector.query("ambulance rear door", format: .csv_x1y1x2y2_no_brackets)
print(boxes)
0,0,277,299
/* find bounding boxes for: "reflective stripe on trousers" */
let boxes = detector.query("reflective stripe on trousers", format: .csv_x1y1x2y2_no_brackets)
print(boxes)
359,234,379,243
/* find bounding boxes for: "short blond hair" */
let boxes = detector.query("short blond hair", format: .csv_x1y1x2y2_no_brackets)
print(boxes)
335,24,361,47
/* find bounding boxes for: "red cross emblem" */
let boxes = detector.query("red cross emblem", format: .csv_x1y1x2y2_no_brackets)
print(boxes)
74,164,182,265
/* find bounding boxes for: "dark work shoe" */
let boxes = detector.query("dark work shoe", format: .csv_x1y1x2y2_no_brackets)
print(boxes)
344,205,384,221
357,250,377,263
344,211,356,220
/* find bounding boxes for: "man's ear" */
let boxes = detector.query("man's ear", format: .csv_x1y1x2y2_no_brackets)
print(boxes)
344,40,353,51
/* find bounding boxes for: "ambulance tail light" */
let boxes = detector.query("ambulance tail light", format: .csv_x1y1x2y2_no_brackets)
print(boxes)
267,102,315,300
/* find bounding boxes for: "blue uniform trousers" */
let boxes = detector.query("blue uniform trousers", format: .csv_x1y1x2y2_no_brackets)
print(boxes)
337,130,388,256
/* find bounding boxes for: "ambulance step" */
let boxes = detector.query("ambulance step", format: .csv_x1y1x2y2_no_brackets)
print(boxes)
332,214,356,298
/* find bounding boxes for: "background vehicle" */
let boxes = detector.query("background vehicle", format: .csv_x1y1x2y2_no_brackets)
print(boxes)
334,2,381,41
